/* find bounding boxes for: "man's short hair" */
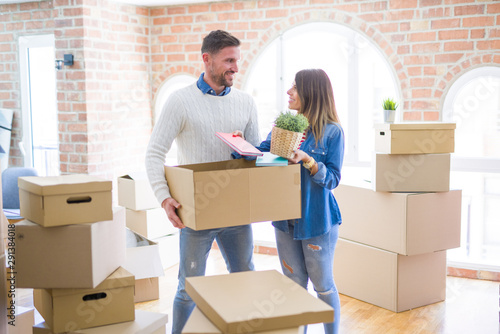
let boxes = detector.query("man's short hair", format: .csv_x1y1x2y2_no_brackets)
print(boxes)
201,30,240,55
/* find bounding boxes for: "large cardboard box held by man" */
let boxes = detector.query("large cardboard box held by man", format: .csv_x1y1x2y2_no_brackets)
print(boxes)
372,153,450,192
164,159,301,230
33,310,167,334
15,207,126,288
34,267,135,333
18,174,112,226
185,270,333,333
335,182,461,256
334,238,447,312
374,123,455,154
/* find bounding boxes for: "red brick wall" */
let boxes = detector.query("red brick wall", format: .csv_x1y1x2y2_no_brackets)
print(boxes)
0,0,499,182
151,0,500,123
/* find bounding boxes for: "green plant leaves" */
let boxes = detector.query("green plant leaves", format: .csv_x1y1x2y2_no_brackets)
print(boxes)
382,98,399,110
274,111,309,133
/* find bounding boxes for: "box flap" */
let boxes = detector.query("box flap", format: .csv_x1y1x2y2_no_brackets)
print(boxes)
374,123,456,131
18,175,112,196
186,270,333,332
49,267,135,298
119,171,149,181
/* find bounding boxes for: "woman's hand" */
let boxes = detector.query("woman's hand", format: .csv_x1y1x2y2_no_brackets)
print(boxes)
289,149,308,164
231,130,244,139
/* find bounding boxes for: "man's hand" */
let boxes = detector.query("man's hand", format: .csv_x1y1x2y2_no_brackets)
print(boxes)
231,130,244,139
162,197,185,229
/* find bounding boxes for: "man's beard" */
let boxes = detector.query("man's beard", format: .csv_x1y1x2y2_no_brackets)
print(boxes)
210,69,234,88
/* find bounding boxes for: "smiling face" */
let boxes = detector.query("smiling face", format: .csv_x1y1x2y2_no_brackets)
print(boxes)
203,46,240,93
287,82,301,111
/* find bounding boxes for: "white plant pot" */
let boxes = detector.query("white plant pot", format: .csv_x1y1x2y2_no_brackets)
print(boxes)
383,109,396,123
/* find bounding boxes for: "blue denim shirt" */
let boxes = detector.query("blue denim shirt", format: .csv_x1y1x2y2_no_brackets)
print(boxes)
254,123,345,240
196,73,231,96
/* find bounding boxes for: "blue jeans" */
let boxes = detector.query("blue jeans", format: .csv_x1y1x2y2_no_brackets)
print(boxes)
172,225,255,334
275,223,340,334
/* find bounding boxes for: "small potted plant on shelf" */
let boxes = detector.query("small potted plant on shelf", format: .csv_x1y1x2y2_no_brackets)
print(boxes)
270,111,309,159
382,97,399,123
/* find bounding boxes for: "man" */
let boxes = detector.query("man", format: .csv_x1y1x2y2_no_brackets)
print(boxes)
145,30,260,333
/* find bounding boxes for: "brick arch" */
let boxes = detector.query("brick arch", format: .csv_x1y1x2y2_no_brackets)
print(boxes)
436,53,500,108
152,63,202,102
239,9,407,95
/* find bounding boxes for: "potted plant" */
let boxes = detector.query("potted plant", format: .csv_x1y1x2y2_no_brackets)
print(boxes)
382,97,399,123
270,111,309,159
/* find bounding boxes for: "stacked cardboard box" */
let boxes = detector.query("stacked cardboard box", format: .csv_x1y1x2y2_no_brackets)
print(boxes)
12,174,167,333
183,270,332,333
118,172,176,302
334,123,462,312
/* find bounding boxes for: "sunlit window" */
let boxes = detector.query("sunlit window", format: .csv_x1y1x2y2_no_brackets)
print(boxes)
245,22,399,243
154,74,196,166
443,66,500,270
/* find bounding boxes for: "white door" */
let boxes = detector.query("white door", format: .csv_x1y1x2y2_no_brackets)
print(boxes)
19,34,60,176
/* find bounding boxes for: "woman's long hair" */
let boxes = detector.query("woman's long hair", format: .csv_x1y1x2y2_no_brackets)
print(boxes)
295,69,340,144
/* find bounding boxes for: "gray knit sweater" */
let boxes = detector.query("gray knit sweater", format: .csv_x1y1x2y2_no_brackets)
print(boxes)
145,83,260,204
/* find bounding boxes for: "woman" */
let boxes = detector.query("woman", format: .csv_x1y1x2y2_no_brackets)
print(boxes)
254,69,344,334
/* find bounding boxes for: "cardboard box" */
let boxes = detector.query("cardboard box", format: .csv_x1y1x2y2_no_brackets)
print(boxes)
18,174,113,226
185,270,333,333
33,310,167,334
334,238,447,312
335,183,461,255
135,277,160,303
126,208,177,239
118,172,160,211
15,207,126,288
372,153,450,192
182,307,304,334
7,306,34,334
123,229,164,303
374,123,455,154
34,267,135,333
164,159,301,230
154,233,180,270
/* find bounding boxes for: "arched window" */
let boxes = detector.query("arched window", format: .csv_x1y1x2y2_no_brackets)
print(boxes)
443,66,500,270
245,22,399,243
154,74,197,166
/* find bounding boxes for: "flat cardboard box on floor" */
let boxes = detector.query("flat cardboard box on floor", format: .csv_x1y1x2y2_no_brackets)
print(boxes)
372,153,450,192
33,310,167,334
7,306,35,334
186,270,333,333
34,267,135,333
182,307,304,334
118,172,160,211
335,182,461,256
154,232,180,270
374,123,455,154
164,159,301,230
334,238,446,312
126,207,177,239
123,229,164,303
18,174,113,227
15,207,126,288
